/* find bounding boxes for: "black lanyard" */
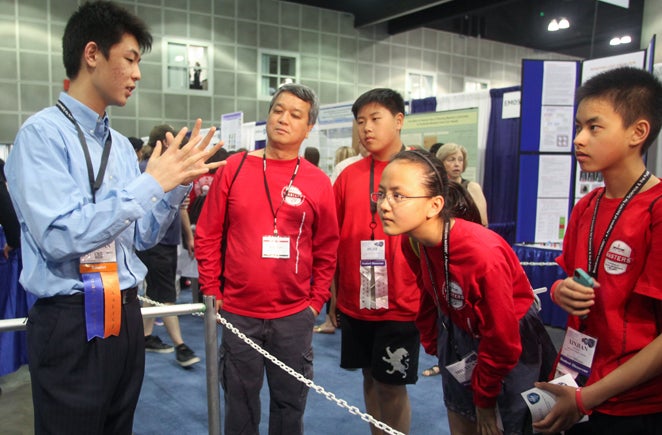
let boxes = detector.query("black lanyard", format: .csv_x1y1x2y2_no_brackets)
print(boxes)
56,100,112,203
422,219,462,359
368,158,377,240
587,169,651,276
262,151,300,235
368,147,404,240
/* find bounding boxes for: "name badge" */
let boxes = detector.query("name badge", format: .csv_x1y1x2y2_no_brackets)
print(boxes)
262,235,290,259
359,240,388,309
556,327,597,379
80,241,117,264
445,351,478,386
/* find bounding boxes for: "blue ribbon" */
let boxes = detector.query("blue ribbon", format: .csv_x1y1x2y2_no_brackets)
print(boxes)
82,272,105,340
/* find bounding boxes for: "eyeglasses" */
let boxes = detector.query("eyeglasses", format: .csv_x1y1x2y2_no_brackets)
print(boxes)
370,192,433,204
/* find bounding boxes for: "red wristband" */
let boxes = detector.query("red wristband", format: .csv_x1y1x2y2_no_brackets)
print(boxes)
550,279,563,304
575,387,592,416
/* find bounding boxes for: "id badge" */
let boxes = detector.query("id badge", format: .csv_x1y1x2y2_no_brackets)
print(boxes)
80,241,117,265
262,235,290,259
556,327,597,379
445,351,478,386
359,240,388,309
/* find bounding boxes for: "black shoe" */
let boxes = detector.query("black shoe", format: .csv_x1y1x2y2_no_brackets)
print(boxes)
176,343,200,367
144,335,174,354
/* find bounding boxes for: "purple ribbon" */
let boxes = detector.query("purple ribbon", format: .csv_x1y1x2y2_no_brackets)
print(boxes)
82,272,105,340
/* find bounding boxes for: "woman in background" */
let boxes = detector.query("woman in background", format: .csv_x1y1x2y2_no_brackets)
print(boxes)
436,143,488,226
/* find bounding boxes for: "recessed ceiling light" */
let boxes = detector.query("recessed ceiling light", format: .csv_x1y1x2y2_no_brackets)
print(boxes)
548,19,559,32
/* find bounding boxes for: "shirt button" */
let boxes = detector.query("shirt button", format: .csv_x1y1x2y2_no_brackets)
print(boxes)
151,197,157,202
125,220,130,225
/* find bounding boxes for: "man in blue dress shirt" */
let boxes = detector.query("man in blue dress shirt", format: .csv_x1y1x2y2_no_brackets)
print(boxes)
5,2,220,434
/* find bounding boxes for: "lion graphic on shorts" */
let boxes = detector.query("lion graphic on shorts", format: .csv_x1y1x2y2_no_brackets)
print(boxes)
382,346,409,379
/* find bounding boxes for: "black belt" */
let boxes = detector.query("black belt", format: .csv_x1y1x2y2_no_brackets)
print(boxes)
37,286,139,305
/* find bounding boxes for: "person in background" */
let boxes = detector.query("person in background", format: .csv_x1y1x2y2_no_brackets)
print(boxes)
4,2,220,433
195,83,338,435
128,136,143,161
137,124,200,368
428,142,444,156
334,88,420,435
0,158,20,259
533,67,662,434
330,120,368,184
379,149,555,435
303,146,320,167
436,143,488,226
313,144,358,335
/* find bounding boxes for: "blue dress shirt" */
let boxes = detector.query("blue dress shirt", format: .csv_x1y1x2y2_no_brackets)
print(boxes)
6,92,190,297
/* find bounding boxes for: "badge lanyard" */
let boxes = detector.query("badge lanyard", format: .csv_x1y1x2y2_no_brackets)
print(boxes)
422,219,462,359
57,100,120,340
56,100,112,203
262,151,300,235
587,169,651,276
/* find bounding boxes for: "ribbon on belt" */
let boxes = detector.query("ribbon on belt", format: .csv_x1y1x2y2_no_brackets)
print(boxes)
80,241,121,341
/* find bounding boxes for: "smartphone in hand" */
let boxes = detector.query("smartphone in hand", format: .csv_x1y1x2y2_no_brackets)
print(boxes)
573,268,594,320
573,268,594,288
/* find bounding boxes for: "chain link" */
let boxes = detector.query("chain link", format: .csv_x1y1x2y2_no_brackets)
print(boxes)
520,261,559,267
139,294,405,435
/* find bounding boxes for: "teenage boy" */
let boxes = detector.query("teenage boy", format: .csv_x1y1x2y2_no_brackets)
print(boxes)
5,2,220,433
195,83,338,435
334,88,420,435
533,67,662,434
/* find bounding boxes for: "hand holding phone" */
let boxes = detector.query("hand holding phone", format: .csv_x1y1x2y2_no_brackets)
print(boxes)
573,268,594,288
573,268,594,319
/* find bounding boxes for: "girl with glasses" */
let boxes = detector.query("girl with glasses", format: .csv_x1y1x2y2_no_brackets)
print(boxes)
377,149,555,435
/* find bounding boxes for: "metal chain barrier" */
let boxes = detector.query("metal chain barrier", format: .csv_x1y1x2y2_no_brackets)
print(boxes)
519,261,559,266
139,294,405,435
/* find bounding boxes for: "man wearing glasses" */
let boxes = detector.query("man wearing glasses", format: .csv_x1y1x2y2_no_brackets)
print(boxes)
333,88,421,435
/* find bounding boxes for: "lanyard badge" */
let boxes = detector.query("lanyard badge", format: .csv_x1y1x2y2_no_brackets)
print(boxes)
359,239,388,309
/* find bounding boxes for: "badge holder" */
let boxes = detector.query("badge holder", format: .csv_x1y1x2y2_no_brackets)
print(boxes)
359,240,388,309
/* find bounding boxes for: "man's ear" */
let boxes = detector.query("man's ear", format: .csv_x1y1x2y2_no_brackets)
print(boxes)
82,41,100,69
630,118,650,148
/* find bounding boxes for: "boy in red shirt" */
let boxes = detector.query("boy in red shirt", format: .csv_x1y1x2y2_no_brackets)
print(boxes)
534,67,662,434
334,89,420,434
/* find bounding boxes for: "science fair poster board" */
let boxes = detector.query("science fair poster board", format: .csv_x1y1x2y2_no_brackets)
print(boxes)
315,102,355,175
401,108,479,181
517,59,579,244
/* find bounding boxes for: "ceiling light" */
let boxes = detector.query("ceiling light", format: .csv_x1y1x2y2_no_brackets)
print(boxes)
558,18,570,29
610,35,633,46
548,19,559,32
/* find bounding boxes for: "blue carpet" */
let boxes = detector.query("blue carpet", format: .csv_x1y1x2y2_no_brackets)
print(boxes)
134,292,450,434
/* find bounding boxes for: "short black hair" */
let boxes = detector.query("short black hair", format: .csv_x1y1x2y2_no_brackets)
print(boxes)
303,147,320,166
352,88,405,119
63,1,152,79
128,136,143,152
576,67,662,153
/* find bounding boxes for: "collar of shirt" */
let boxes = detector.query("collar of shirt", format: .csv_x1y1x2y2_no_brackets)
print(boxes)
59,92,109,144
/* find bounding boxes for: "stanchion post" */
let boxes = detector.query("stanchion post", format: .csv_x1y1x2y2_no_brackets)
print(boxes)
204,295,221,435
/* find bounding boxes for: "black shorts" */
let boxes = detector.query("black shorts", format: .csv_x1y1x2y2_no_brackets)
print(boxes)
339,311,420,385
137,244,177,303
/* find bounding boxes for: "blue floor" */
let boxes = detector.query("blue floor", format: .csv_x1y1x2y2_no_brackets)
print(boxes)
134,292,450,434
